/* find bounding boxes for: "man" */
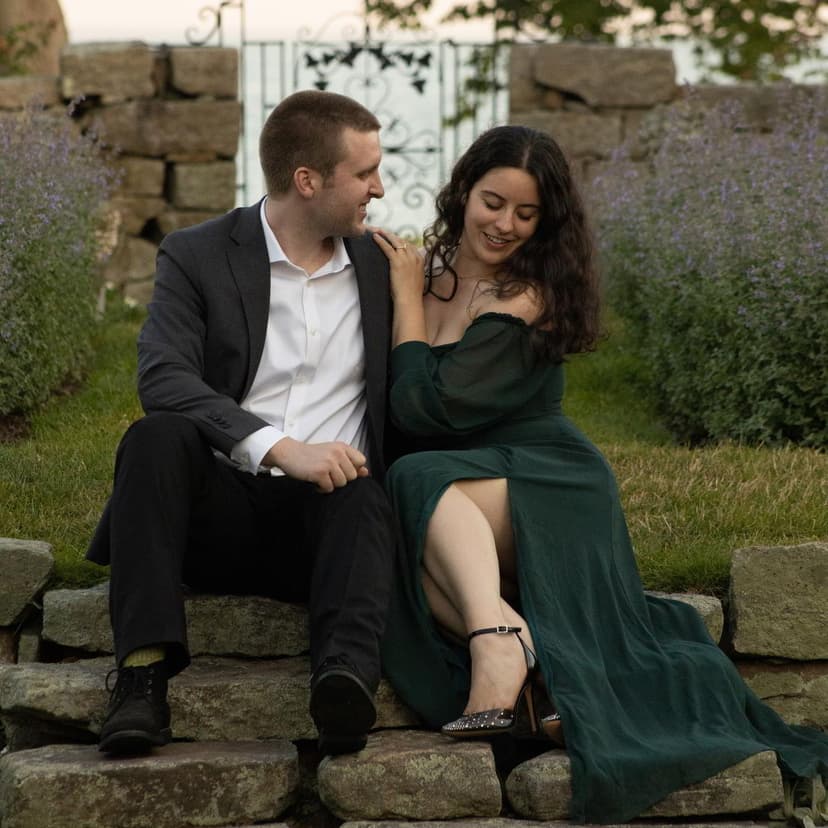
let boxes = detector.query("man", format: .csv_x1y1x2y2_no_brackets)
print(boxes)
87,90,395,758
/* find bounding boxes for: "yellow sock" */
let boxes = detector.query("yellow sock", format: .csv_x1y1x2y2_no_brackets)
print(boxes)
123,646,165,667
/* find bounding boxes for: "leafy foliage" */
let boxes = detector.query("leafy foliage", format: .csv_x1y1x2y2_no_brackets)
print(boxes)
591,90,828,447
366,0,828,82
0,106,117,416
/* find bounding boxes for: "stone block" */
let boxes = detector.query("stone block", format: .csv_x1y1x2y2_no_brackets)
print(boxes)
646,591,724,645
42,584,310,657
102,235,157,289
90,99,241,158
109,195,167,234
15,620,40,664
343,823,766,828
169,47,239,98
508,45,544,113
0,629,15,664
532,43,677,107
685,84,827,133
0,741,298,828
739,660,828,730
170,161,236,210
644,751,782,818
318,730,501,820
158,209,222,236
0,656,417,750
0,0,67,76
123,278,155,307
0,75,60,110
511,109,622,159
60,43,156,104
506,749,782,820
0,539,53,626
113,157,166,196
617,107,653,159
729,542,828,660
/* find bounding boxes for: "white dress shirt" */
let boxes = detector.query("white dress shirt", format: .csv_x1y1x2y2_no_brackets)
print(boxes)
229,199,368,475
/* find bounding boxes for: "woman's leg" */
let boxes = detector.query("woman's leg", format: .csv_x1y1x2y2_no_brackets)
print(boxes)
421,479,534,715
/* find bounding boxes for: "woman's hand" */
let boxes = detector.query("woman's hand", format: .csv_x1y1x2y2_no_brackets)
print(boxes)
371,228,425,307
371,227,428,346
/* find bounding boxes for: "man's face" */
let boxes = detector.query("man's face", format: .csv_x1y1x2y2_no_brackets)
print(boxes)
315,127,384,238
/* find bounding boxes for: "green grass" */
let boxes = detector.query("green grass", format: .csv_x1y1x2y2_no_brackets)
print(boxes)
564,316,828,597
1,307,825,596
0,304,144,589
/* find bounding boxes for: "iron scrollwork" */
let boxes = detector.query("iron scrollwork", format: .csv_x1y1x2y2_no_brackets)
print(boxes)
303,42,433,96
186,0,243,47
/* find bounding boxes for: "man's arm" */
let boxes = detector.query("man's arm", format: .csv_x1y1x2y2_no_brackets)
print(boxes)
137,229,370,491
136,232,269,456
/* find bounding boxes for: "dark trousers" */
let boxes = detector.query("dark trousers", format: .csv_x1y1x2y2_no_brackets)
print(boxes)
105,413,394,690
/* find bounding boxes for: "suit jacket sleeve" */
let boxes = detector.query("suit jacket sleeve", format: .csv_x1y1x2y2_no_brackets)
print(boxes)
137,226,269,457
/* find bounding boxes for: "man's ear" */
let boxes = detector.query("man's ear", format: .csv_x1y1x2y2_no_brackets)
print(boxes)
293,166,320,199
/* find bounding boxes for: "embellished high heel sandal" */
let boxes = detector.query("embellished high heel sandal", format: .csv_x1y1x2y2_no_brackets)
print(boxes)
532,668,566,747
441,625,539,738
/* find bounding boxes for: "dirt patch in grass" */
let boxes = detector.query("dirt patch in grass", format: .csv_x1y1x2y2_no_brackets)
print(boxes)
0,414,30,443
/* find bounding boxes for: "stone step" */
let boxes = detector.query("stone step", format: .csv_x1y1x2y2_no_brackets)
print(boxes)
319,731,503,821
340,822,775,827
42,582,309,658
0,656,417,752
319,732,784,822
0,740,298,828
505,749,782,821
40,583,726,657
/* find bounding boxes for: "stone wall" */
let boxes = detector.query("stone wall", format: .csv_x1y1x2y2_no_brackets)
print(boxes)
509,42,827,187
0,42,240,305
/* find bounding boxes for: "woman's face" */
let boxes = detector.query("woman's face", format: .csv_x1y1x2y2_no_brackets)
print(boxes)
459,166,540,270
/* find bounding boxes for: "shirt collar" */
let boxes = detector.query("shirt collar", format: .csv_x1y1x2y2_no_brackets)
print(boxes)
259,197,351,275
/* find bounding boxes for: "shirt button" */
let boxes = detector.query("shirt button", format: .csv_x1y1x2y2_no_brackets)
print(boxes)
310,329,318,336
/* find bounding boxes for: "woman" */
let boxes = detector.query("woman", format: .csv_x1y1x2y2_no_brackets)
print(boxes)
372,125,828,824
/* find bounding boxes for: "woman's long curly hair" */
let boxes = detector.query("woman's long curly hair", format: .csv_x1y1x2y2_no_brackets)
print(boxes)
423,125,601,362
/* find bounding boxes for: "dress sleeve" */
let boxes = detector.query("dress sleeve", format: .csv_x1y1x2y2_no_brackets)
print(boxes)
389,314,548,437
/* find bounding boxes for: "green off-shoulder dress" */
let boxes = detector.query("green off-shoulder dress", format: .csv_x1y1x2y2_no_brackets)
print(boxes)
380,312,828,824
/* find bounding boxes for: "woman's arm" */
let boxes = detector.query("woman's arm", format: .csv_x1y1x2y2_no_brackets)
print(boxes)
372,229,427,347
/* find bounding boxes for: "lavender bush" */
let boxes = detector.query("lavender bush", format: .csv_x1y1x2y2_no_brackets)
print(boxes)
591,92,827,447
0,106,116,416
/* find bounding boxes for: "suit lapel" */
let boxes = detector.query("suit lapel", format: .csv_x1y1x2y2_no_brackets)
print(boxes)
227,200,271,398
346,234,391,470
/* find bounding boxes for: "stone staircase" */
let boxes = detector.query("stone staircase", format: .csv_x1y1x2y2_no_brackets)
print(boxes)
1,539,827,827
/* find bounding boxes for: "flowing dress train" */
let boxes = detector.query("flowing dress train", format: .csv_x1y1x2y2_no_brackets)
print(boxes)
380,312,828,823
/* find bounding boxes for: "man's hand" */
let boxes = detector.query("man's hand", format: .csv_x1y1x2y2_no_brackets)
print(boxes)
264,437,369,493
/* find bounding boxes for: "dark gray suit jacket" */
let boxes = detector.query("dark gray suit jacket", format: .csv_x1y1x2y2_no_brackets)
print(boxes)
87,201,392,564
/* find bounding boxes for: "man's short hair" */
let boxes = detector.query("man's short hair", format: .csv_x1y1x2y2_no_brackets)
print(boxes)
259,90,381,195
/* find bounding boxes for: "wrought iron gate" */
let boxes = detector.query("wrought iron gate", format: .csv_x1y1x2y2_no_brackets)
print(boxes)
187,1,507,235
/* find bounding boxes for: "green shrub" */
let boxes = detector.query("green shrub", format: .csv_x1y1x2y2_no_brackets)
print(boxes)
591,92,827,447
0,106,116,416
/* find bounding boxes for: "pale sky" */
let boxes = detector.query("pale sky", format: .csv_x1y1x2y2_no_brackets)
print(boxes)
59,0,492,44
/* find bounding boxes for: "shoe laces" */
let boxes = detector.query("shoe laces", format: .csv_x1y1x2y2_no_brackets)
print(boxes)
105,665,160,706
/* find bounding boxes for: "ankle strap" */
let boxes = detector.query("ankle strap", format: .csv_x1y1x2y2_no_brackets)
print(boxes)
468,625,522,642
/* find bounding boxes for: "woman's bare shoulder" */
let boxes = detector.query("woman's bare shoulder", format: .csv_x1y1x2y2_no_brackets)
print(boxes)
474,285,543,326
